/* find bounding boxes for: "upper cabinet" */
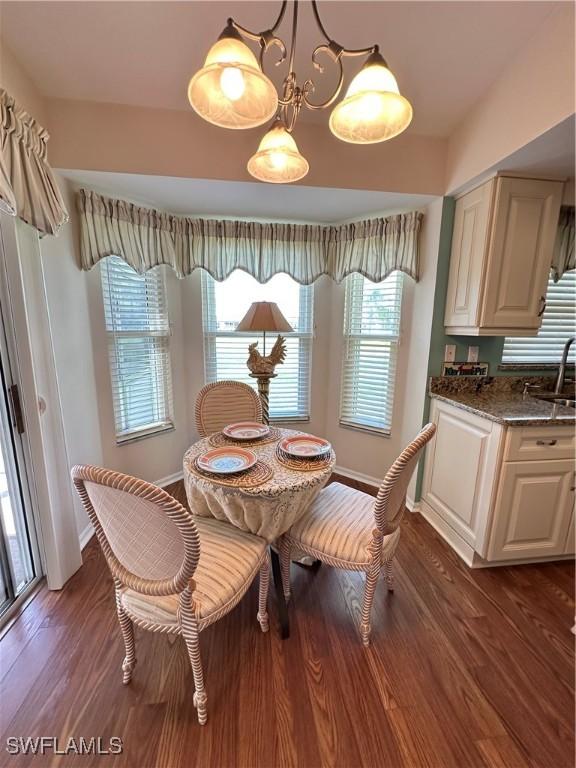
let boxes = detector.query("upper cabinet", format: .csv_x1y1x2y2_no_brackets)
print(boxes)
444,175,564,336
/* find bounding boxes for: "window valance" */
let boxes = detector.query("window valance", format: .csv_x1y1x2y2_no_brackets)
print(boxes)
551,206,575,282
0,89,69,235
77,189,423,283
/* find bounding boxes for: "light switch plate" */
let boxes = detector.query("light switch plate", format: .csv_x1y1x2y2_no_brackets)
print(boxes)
444,344,456,362
468,346,479,363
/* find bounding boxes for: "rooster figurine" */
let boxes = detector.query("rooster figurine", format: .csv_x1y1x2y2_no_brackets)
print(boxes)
247,335,287,376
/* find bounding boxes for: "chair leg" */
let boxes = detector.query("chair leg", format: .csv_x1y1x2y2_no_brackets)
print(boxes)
115,591,136,685
180,592,208,725
257,552,270,633
360,565,381,647
278,535,292,602
384,558,395,592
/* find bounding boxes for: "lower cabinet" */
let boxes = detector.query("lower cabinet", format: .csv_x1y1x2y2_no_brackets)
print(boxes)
420,399,576,567
488,459,574,561
420,400,502,559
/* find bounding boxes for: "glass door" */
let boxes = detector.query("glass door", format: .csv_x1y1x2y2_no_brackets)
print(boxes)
0,227,41,623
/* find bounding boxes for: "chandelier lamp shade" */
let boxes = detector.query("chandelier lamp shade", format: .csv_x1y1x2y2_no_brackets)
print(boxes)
187,22,278,129
247,118,309,184
187,1,413,184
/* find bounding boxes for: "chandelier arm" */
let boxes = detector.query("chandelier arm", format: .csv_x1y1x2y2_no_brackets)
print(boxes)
229,1,287,43
311,0,378,57
302,58,344,110
310,0,331,44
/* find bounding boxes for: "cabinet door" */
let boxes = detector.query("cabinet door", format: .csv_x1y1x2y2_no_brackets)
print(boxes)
480,177,563,332
444,180,493,329
421,401,502,554
488,459,574,561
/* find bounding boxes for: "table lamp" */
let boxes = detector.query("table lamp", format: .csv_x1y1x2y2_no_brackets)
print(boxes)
236,301,293,424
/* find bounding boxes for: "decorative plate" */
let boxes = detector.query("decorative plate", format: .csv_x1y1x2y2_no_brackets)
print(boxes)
222,422,271,441
196,447,257,475
279,434,331,458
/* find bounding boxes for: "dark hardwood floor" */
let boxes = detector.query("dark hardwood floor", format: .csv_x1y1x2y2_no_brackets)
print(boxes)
0,475,573,768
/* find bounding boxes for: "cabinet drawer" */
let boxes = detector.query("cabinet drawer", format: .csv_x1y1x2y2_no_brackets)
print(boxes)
505,426,575,462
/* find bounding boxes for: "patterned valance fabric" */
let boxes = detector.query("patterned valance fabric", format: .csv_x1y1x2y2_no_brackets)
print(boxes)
77,189,423,283
0,89,69,235
551,206,575,282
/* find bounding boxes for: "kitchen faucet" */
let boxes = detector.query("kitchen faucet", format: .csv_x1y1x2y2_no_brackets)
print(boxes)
554,336,575,394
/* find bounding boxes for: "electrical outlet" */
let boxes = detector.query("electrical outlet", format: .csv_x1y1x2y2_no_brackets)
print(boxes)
444,344,456,362
468,346,479,363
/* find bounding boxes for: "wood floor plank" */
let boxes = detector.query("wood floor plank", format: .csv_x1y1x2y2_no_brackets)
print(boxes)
0,478,572,768
476,735,534,768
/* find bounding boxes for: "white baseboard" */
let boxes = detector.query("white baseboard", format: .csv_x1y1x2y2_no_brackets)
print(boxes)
154,470,184,488
79,524,94,551
406,496,420,513
335,466,422,512
334,465,380,489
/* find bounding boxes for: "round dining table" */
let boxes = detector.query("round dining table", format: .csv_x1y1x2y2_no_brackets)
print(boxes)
183,427,336,637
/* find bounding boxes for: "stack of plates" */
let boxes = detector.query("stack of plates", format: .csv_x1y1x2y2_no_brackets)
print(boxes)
222,422,270,442
277,434,331,461
196,447,257,475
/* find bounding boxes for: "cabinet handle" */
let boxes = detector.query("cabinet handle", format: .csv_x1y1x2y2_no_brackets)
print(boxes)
536,439,557,446
537,295,546,317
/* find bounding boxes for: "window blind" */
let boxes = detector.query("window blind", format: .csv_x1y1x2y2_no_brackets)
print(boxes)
201,270,314,421
100,256,174,442
340,272,403,434
503,270,576,364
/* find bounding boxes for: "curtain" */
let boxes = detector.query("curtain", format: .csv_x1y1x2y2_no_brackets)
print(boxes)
78,189,423,283
552,206,575,282
0,89,69,235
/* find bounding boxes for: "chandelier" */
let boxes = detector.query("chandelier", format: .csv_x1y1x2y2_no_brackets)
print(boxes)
188,1,413,184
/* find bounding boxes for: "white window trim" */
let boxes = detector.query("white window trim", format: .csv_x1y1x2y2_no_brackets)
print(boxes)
201,271,314,422
101,258,174,444
339,272,403,436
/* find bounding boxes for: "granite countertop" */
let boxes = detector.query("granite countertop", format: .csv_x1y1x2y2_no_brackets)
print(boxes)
429,376,575,427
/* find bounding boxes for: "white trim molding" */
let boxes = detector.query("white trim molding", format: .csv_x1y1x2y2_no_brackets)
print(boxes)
79,524,94,551
155,470,184,488
334,465,380,489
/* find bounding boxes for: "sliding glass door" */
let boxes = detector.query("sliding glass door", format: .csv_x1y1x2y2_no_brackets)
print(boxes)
0,227,41,623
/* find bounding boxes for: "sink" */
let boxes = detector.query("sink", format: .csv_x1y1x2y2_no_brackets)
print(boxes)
534,392,576,408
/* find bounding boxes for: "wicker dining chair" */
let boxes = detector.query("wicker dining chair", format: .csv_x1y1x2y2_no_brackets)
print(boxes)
71,465,270,725
195,380,263,437
279,423,436,646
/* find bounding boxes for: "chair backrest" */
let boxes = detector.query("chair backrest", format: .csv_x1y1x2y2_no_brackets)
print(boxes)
195,380,263,437
374,423,436,535
71,465,200,596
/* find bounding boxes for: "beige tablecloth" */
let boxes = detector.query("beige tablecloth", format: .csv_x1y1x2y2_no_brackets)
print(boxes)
183,429,335,543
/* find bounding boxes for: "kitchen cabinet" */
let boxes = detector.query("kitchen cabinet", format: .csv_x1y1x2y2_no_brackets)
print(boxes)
488,459,574,561
420,399,575,567
444,175,564,336
420,399,502,558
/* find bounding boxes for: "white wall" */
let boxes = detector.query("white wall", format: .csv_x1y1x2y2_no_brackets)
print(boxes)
399,199,443,502
39,178,103,541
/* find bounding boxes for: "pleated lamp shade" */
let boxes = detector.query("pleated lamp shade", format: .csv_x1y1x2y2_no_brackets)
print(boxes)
236,301,293,333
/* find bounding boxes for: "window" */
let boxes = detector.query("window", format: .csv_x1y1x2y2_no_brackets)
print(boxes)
201,270,313,421
502,270,576,364
340,272,403,434
101,257,173,442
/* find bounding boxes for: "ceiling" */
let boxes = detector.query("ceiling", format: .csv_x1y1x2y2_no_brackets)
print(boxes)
0,1,562,137
60,170,435,222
